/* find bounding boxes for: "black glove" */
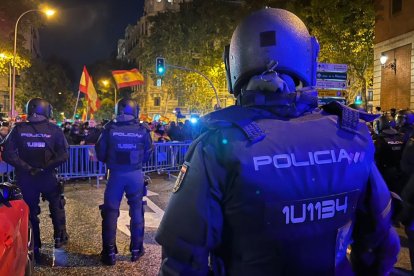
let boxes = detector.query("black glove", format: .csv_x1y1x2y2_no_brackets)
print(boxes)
30,168,43,176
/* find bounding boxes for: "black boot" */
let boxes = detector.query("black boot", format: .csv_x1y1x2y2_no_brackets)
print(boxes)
131,247,145,262
54,229,69,248
34,247,41,264
101,245,117,266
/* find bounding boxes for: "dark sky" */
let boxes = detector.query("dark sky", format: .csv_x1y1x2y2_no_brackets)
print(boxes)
39,0,144,79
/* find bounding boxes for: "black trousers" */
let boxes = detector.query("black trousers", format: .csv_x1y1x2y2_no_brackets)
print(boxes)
16,170,66,248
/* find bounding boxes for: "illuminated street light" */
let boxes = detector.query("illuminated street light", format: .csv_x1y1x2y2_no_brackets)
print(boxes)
58,91,62,95
100,79,117,109
11,7,56,117
380,54,388,65
101,79,110,87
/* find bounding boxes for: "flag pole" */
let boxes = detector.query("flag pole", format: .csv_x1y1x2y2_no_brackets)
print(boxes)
73,90,81,121
113,85,118,113
86,102,89,122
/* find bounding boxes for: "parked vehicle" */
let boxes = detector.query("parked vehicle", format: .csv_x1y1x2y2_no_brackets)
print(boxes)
0,182,33,276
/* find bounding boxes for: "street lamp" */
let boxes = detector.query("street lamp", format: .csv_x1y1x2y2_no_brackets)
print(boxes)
11,7,56,117
100,79,117,110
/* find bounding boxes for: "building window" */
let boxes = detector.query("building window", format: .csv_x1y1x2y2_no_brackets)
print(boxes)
154,97,161,106
391,0,402,15
367,89,373,101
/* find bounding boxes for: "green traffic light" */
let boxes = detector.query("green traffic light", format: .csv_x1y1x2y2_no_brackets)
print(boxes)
158,67,164,73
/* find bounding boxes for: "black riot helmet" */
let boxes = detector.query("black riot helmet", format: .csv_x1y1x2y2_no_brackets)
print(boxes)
25,98,53,118
396,109,414,127
115,98,139,118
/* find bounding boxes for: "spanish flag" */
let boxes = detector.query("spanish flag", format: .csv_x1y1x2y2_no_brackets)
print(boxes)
79,66,100,113
79,66,89,94
112,69,144,89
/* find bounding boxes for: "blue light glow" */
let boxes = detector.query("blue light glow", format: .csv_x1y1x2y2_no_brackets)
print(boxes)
190,118,198,124
222,138,228,144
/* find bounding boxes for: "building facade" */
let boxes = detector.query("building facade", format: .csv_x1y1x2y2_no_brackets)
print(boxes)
117,0,235,122
373,0,414,111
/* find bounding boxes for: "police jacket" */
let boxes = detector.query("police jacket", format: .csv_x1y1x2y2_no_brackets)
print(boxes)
95,118,152,171
399,135,414,226
2,119,69,173
156,99,399,276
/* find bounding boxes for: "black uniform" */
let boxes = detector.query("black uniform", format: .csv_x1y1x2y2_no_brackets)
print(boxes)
374,129,406,194
95,117,152,260
2,118,69,250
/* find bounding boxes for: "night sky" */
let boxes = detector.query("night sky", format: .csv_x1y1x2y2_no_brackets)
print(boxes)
39,0,144,79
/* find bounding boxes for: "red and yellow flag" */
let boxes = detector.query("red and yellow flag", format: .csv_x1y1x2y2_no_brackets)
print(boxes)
79,66,89,94
79,66,100,113
112,69,144,89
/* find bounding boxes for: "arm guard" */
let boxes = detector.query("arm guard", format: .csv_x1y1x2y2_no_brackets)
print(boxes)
45,128,69,170
351,163,400,275
156,131,225,276
1,126,32,171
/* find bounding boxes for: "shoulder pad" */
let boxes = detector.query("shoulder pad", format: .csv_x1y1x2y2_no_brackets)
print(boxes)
201,105,273,143
322,101,379,132
140,123,151,132
103,121,115,130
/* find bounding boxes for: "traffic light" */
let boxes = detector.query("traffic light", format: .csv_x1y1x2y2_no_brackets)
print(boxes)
355,95,363,105
156,57,166,76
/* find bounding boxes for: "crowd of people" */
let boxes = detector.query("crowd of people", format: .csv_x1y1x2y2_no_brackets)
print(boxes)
0,117,199,147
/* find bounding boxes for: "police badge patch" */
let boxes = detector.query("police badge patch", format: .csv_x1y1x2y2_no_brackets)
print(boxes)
173,162,189,193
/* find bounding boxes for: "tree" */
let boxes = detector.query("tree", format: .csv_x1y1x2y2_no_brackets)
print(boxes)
286,0,374,106
0,0,44,75
16,59,76,117
138,0,247,113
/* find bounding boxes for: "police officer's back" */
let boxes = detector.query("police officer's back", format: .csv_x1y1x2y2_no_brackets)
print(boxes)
2,98,69,261
374,115,405,194
95,98,152,265
156,8,399,276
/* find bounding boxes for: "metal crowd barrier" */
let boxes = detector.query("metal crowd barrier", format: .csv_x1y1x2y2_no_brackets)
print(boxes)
57,145,106,186
0,142,192,186
144,142,191,174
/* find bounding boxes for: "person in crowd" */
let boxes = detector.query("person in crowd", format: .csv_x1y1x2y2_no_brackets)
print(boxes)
390,108,397,128
62,122,73,145
0,124,10,143
181,119,193,141
156,8,399,275
2,98,69,262
69,123,83,145
84,120,102,145
167,121,183,141
95,98,152,265
153,124,171,142
398,133,414,273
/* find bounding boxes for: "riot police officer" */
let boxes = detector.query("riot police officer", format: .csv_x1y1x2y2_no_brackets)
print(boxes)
374,114,405,194
395,109,414,144
95,98,152,265
156,8,399,275
2,98,69,261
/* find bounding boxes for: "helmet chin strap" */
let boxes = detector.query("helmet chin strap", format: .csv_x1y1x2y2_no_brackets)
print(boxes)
237,71,318,117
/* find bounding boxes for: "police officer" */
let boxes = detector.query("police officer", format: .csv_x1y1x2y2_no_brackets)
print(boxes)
374,114,405,194
2,98,69,261
399,133,414,273
95,98,152,265
156,8,399,275
395,109,414,144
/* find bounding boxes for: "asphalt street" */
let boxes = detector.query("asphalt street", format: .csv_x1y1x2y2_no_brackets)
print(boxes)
33,173,412,276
